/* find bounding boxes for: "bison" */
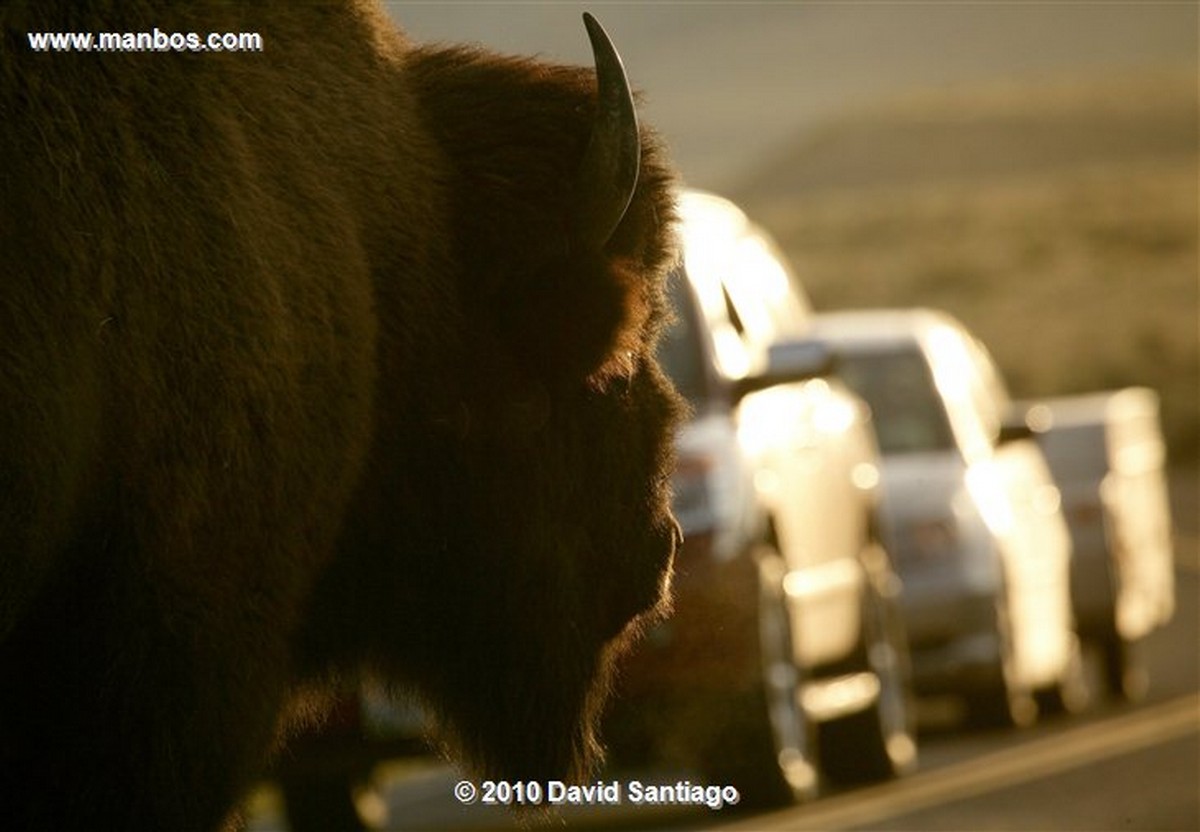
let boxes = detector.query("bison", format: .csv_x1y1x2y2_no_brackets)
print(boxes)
0,3,682,829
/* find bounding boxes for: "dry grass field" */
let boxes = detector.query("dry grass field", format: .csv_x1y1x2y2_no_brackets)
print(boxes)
737,70,1198,464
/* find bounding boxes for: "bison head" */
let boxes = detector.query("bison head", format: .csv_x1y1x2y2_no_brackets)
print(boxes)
301,15,683,785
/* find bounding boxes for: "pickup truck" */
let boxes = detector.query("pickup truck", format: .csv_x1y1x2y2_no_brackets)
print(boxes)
609,191,916,808
1018,387,1175,700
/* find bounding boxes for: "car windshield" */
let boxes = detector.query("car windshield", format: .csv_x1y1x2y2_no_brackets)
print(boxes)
836,347,956,455
656,269,708,409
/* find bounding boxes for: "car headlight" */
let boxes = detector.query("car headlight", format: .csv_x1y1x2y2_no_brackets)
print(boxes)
965,462,1015,538
671,451,717,533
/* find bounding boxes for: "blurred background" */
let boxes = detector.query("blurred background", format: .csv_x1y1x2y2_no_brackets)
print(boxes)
389,1,1198,466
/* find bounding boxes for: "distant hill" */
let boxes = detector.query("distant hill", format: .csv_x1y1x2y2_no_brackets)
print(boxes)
737,70,1198,462
737,72,1197,197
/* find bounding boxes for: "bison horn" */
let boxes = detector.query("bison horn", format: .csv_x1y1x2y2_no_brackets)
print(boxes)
577,12,640,249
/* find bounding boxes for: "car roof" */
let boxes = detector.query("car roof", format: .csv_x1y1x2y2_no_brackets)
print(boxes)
1019,387,1161,429
673,188,813,347
677,189,753,233
1027,387,1158,418
809,308,963,351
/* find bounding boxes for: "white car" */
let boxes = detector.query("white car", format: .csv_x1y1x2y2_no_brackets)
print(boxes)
611,191,916,808
810,308,1088,727
1020,388,1175,700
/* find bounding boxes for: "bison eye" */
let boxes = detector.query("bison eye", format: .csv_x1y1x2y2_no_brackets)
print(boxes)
587,349,638,396
619,351,637,393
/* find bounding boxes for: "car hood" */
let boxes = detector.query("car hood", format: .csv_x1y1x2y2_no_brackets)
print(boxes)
874,450,1003,584
877,451,968,529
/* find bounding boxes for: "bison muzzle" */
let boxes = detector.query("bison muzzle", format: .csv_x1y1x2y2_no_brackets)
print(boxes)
0,3,682,829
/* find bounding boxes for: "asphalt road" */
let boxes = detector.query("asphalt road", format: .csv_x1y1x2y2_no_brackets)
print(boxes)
718,586,1200,831
249,519,1199,831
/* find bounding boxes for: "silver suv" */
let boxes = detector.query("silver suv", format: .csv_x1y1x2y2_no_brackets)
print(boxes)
811,308,1089,727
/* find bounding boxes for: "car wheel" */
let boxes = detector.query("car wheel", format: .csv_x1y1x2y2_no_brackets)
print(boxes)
702,547,818,809
1100,632,1150,702
818,558,918,784
1091,539,1151,702
963,593,1037,729
279,772,366,832
1034,633,1092,716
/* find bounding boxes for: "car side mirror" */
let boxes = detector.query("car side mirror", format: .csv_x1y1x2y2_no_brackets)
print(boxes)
999,402,1045,445
730,339,837,403
998,420,1035,444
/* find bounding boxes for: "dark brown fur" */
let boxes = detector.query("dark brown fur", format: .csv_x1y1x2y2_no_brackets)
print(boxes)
0,3,681,829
